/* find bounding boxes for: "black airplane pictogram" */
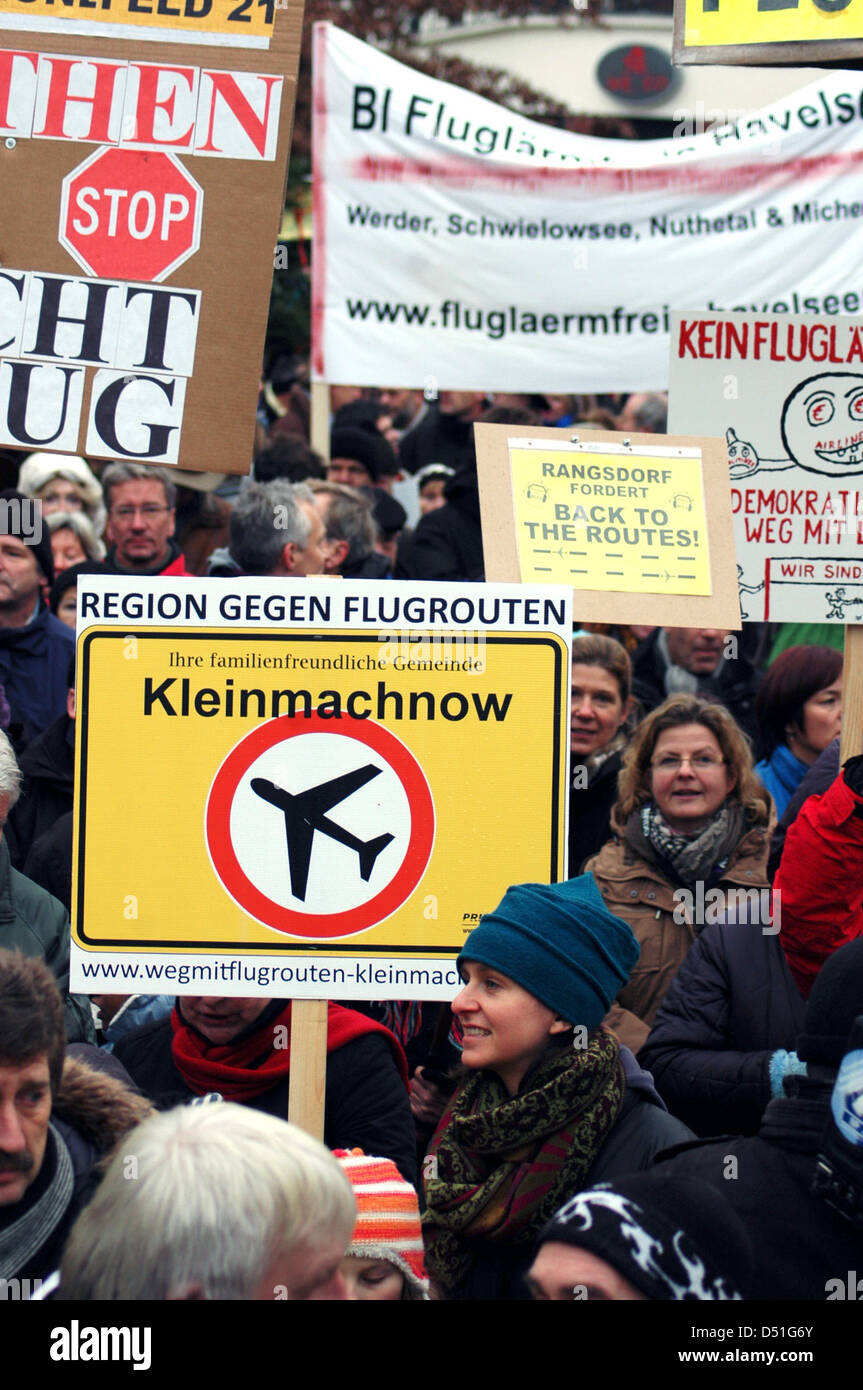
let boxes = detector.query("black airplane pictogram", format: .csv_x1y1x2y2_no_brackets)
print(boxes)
250,764,395,901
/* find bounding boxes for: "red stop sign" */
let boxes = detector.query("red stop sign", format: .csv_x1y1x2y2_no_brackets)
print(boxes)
59,148,203,283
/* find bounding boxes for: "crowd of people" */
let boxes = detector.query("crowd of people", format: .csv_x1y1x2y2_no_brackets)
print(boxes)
0,379,861,1304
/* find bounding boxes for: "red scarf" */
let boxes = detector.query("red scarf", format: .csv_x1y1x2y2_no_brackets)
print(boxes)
171,1001,409,1101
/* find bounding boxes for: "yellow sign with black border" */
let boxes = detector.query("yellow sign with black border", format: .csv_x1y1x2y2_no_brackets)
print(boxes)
70,578,571,1000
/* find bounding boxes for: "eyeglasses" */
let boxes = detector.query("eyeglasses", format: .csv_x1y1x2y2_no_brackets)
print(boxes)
650,754,726,772
110,505,171,520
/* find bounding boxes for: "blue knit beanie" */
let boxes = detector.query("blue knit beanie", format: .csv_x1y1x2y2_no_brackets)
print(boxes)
458,874,639,1030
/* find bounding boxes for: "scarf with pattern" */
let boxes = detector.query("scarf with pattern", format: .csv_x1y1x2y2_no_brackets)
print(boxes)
422,1028,624,1295
627,801,745,897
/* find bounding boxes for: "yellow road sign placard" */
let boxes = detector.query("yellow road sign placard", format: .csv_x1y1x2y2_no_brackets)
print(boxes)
71,578,571,999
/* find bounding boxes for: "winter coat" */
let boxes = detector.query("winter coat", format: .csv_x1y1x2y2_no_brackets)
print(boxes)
567,750,622,877
585,813,772,1055
0,836,92,1042
5,1053,152,1284
772,767,863,998
4,713,74,869
435,1047,694,1301
631,627,762,754
402,468,484,582
655,1075,862,1299
114,1009,419,1186
640,917,806,1136
23,811,73,913
398,406,478,476
0,603,75,747
342,550,392,580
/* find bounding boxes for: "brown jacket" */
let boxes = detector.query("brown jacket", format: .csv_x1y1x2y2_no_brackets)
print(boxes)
585,814,771,1055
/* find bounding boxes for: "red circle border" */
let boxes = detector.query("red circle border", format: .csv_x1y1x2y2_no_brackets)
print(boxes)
205,714,435,939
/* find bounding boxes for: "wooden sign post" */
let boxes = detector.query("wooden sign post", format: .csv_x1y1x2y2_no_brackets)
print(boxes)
288,999,329,1141
840,626,863,764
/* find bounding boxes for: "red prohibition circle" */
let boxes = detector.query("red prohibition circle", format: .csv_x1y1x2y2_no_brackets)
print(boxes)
205,713,435,939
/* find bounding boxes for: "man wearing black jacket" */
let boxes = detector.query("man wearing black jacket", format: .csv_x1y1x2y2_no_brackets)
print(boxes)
654,939,863,1299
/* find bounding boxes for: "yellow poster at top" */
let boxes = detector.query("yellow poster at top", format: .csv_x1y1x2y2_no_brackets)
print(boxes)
510,443,712,596
682,0,863,50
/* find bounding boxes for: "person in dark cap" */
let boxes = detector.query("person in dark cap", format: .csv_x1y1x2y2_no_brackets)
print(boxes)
328,425,396,490
0,490,74,746
529,1173,754,1300
48,560,110,632
421,874,694,1301
655,937,863,1298
360,487,407,570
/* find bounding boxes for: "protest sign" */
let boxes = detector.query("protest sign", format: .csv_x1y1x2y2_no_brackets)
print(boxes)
314,23,863,393
668,309,863,624
476,423,739,629
0,2,302,471
674,0,863,67
70,576,571,999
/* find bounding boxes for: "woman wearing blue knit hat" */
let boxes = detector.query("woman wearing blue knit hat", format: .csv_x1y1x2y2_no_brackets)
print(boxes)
422,873,694,1301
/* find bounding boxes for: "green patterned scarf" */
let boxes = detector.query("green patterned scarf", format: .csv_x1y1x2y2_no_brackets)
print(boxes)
422,1029,624,1296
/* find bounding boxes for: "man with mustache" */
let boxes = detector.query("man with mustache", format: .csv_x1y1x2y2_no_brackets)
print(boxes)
0,951,149,1289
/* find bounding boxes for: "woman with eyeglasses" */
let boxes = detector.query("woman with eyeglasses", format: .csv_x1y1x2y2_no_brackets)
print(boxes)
585,694,772,1055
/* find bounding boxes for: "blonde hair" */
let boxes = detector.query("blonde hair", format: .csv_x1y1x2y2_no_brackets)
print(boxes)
615,694,770,826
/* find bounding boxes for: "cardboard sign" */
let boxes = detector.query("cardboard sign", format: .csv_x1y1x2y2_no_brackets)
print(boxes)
674,0,863,67
314,23,863,392
70,577,571,999
0,5,302,471
477,423,739,628
669,309,863,623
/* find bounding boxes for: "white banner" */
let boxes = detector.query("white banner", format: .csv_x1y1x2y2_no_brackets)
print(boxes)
313,23,863,393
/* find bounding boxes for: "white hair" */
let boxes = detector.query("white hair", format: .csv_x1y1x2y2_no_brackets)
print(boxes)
0,730,22,812
17,453,106,534
47,510,106,562
59,1103,356,1300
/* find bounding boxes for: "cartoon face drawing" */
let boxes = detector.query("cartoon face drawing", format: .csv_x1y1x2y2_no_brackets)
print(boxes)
726,428,759,477
781,373,863,476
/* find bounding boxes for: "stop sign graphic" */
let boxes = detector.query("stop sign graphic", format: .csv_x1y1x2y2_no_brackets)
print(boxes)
59,148,203,283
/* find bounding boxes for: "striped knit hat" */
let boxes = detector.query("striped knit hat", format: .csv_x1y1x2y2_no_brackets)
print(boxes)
334,1150,429,1300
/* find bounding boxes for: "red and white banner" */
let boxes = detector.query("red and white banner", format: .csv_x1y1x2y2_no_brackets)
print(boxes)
313,23,863,392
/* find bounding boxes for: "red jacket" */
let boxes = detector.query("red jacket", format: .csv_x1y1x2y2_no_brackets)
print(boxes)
160,550,189,576
773,771,863,997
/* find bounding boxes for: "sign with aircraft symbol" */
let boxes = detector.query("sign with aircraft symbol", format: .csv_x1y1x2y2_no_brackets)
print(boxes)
70,577,571,999
206,716,434,938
